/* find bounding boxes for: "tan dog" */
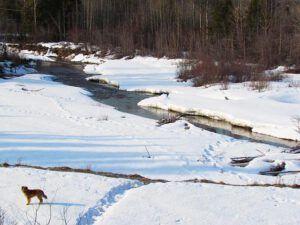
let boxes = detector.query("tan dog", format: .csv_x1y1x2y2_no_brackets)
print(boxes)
21,186,47,205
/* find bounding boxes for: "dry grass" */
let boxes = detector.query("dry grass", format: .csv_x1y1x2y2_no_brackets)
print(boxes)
186,178,300,189
249,79,270,92
1,163,300,189
0,163,167,185
285,67,300,74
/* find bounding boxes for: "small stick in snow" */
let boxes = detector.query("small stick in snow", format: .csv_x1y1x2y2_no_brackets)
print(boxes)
21,87,45,92
143,146,151,158
230,154,264,167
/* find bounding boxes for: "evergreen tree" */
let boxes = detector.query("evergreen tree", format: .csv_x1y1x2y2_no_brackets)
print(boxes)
246,0,262,33
211,0,234,36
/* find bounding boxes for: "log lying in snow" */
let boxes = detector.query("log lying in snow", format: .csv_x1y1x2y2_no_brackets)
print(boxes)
156,114,183,126
259,170,300,176
21,87,45,92
259,162,286,176
230,155,264,167
287,146,300,154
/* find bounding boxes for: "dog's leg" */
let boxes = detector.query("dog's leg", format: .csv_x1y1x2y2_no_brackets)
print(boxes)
38,195,43,204
26,197,31,205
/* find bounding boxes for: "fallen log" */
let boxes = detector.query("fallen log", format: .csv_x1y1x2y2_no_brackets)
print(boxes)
21,87,45,92
259,161,286,176
230,154,264,167
259,170,300,176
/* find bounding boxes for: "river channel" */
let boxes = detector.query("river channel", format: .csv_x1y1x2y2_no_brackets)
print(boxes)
37,61,298,148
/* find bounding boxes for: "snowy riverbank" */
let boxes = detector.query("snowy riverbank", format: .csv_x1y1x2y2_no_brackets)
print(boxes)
3,41,300,140
83,57,300,141
0,68,300,183
1,46,300,224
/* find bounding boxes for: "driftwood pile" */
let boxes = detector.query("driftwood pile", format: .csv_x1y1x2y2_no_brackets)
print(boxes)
231,156,288,176
230,148,291,176
156,114,183,126
230,146,300,176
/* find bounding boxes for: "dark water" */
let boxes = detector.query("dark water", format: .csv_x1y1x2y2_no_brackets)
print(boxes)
37,61,170,119
37,61,298,148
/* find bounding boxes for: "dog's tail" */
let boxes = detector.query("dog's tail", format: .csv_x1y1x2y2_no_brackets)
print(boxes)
42,191,48,199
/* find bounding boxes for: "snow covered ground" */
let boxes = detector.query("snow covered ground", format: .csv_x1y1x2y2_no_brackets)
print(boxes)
1,42,300,224
2,167,300,225
84,56,187,93
139,78,300,141
96,182,300,225
1,70,300,184
0,167,141,225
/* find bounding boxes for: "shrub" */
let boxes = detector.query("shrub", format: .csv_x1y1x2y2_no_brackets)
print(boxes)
177,57,283,89
249,79,270,92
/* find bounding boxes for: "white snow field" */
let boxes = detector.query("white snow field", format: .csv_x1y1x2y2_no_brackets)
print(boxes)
84,56,187,93
0,167,141,225
1,43,300,224
96,182,300,225
1,72,300,184
3,167,300,225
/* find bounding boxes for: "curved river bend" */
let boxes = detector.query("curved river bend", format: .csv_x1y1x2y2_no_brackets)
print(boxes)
37,61,298,148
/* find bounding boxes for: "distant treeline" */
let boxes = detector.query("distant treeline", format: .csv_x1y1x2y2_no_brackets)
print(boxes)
0,0,300,65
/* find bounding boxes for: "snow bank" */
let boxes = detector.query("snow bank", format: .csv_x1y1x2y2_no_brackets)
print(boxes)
38,42,83,50
139,79,300,141
84,56,188,93
96,182,300,225
5,45,55,61
72,53,104,64
86,75,119,88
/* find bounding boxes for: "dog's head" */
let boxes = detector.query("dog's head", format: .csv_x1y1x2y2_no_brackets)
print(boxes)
21,186,28,192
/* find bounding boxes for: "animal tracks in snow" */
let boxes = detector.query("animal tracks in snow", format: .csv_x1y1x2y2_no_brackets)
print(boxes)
77,180,143,225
